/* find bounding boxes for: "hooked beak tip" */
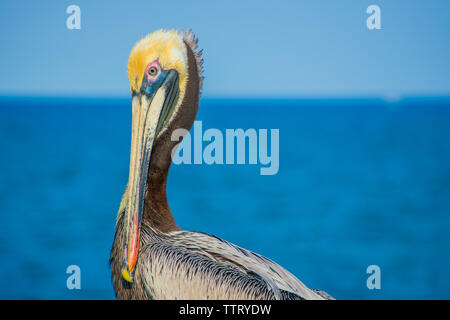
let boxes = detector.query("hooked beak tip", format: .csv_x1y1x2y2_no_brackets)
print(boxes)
121,268,133,283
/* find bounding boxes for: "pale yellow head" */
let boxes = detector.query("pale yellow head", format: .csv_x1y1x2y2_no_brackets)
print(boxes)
128,29,188,100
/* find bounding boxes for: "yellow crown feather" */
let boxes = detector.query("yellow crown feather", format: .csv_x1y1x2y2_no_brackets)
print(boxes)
127,29,188,97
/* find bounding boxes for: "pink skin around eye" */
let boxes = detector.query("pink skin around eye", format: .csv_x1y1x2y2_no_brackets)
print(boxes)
145,61,160,83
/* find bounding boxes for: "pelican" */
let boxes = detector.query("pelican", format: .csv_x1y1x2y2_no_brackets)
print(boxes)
110,29,333,300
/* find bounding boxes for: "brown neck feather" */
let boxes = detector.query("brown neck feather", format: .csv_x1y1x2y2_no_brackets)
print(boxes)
142,38,202,233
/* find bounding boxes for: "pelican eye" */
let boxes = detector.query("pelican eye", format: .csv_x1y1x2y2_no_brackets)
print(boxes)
148,66,158,76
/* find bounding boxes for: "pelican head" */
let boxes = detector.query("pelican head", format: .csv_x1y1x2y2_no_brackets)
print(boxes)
120,29,202,283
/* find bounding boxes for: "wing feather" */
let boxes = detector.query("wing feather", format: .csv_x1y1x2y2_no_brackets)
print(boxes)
138,229,329,299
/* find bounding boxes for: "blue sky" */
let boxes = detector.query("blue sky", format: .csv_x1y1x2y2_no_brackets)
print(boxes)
0,0,449,98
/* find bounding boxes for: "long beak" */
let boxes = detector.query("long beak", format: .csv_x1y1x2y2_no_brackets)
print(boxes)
121,70,179,283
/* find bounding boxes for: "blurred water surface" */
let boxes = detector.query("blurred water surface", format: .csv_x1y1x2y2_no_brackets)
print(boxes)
0,96,449,299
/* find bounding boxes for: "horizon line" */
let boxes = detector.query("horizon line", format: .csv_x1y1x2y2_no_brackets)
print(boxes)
1,93,450,101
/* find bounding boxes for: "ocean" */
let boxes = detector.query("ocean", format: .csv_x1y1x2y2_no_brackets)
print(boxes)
0,96,449,299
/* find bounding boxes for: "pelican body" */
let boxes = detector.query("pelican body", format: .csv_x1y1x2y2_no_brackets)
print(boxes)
110,29,332,300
